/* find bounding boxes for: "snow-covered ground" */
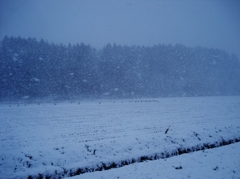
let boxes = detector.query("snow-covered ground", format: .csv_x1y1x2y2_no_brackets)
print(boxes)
68,142,240,179
0,96,240,178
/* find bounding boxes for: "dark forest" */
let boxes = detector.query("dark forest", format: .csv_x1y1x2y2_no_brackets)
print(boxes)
0,36,240,101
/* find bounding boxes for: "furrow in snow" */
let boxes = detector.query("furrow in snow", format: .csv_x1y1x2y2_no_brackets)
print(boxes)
26,136,240,179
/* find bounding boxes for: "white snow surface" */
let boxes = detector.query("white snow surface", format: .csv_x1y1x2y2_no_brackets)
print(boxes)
68,142,240,179
0,96,240,178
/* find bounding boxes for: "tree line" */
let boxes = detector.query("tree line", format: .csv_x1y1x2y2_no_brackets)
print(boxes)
0,36,239,101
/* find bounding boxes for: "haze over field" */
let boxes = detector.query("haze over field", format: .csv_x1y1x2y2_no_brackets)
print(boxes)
0,0,240,58
1,1,240,101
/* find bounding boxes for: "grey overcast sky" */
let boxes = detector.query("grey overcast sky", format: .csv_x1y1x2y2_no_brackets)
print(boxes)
0,0,240,58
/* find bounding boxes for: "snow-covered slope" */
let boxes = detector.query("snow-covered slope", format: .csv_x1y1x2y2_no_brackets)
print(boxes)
0,96,240,178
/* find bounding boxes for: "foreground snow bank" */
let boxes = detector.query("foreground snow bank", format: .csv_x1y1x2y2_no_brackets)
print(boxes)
0,96,240,178
68,142,240,179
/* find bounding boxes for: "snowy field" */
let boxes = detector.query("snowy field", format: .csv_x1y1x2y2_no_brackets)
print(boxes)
0,96,240,178
69,142,240,179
